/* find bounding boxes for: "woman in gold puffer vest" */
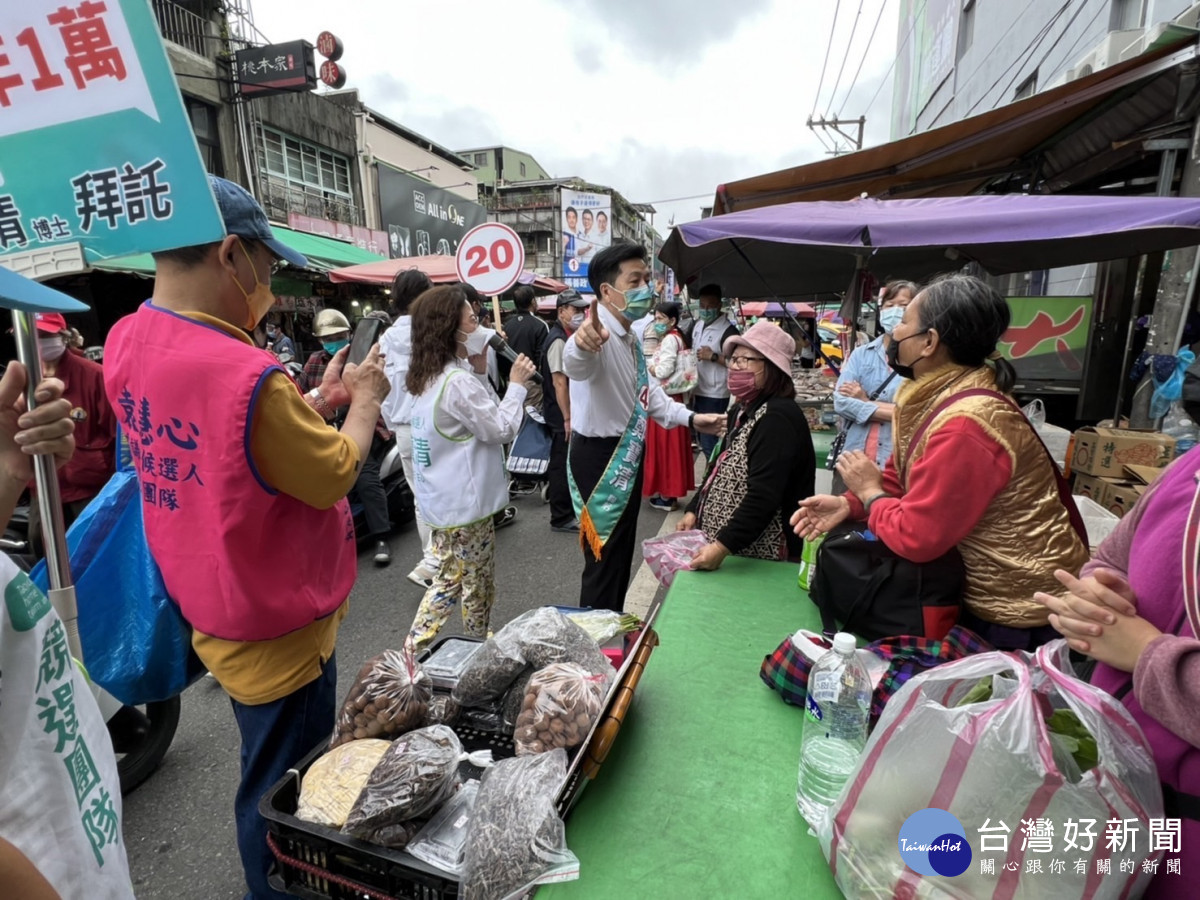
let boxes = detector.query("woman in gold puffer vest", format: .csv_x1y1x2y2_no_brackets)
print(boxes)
793,274,1089,650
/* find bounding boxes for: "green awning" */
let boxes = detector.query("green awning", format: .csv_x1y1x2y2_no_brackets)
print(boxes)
271,226,386,271
85,226,385,276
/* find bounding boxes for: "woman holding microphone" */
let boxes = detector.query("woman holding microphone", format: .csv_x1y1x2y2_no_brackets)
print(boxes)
404,285,535,651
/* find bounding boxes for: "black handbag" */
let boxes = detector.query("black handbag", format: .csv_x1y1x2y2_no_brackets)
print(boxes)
826,371,897,470
809,523,965,641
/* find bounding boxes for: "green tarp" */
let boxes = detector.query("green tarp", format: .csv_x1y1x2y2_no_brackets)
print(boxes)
86,225,385,276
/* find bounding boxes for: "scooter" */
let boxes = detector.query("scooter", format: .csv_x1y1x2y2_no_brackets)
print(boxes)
3,507,180,794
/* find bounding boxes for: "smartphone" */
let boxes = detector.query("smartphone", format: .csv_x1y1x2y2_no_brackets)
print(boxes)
347,317,386,367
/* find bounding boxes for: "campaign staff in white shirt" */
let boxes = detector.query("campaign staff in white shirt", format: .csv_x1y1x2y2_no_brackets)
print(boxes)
564,243,725,611
404,285,536,650
379,268,442,590
689,283,740,458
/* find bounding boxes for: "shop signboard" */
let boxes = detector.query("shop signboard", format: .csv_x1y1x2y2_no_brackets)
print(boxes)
997,296,1094,384
560,187,611,293
234,39,316,96
0,0,224,263
376,163,486,259
287,212,387,257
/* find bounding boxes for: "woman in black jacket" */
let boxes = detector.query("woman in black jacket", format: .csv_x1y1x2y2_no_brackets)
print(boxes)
678,321,815,570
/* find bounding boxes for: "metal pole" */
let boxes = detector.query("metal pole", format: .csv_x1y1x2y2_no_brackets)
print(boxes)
12,309,81,659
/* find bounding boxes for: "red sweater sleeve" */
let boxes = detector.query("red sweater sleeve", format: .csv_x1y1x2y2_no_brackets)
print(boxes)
845,451,904,520
864,418,1013,563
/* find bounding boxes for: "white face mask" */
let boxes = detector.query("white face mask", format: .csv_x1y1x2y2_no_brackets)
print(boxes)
879,306,906,335
458,324,491,357
38,336,67,362
569,312,585,330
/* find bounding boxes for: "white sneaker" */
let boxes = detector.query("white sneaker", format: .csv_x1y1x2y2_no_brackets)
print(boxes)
407,566,434,589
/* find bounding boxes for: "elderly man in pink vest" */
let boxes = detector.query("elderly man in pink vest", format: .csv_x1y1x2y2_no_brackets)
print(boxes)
104,177,389,900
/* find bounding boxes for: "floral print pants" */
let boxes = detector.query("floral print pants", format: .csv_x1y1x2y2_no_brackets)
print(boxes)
407,517,496,652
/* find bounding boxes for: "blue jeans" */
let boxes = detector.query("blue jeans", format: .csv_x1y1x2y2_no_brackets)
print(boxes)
692,394,730,459
230,653,337,900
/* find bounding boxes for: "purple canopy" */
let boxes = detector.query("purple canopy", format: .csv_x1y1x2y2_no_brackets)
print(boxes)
659,195,1200,298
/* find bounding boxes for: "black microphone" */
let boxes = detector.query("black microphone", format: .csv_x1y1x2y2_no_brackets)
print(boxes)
486,333,543,385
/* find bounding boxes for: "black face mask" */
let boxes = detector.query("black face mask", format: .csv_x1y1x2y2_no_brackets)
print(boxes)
886,331,927,380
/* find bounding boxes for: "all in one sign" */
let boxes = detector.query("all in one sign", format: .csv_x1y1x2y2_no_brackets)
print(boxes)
0,0,223,262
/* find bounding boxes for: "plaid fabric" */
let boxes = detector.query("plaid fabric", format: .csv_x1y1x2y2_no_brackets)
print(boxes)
760,625,992,721
299,350,391,441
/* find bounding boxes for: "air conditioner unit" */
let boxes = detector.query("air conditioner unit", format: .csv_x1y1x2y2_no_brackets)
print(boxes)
1063,28,1144,81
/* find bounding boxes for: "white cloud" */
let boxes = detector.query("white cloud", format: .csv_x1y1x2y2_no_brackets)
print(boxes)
251,0,900,227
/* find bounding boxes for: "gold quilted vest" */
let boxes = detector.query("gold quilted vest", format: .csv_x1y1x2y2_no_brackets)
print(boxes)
893,364,1089,627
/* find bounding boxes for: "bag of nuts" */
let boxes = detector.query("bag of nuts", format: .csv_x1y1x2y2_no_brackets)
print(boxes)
513,663,613,756
329,649,431,749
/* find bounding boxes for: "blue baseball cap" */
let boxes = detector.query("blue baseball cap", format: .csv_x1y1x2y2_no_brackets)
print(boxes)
207,176,308,269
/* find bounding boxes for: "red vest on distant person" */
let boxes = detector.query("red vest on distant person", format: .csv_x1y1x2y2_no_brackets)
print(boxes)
103,302,355,641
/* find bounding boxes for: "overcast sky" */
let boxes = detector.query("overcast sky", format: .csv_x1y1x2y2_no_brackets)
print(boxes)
252,0,901,229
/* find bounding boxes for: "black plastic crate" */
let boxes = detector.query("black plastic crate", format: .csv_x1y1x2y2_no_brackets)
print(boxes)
261,618,658,900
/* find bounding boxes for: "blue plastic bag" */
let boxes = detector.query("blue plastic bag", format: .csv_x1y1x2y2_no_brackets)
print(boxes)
31,466,203,705
1151,349,1196,419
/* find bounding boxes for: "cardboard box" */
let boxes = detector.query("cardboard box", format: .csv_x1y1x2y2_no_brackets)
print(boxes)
1123,464,1167,487
1100,480,1145,518
1071,472,1110,502
1070,427,1175,477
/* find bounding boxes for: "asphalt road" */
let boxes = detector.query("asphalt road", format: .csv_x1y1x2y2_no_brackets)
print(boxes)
121,488,672,899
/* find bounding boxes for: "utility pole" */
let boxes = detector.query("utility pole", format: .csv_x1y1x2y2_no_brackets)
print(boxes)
807,116,866,155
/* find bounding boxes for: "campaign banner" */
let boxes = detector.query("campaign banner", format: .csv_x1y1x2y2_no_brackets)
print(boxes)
997,296,1093,383
376,163,486,258
0,0,223,262
561,188,611,293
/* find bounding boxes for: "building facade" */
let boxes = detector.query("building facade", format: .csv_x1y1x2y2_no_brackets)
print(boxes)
458,146,553,203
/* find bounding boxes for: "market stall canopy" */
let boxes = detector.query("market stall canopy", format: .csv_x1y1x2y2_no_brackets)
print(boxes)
712,36,1199,214
738,301,815,318
330,255,567,294
86,226,385,276
0,265,88,312
660,194,1200,297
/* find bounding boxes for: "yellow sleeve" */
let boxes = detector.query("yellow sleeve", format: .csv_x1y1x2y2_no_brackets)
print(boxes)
249,372,361,509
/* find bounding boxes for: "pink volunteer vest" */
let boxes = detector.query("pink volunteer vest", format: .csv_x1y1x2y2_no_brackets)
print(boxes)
104,302,355,642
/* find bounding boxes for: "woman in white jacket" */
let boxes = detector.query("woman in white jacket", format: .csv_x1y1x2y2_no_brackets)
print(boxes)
643,301,696,511
404,285,535,650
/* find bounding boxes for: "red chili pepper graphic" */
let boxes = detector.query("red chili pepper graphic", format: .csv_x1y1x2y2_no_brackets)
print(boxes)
1000,307,1086,358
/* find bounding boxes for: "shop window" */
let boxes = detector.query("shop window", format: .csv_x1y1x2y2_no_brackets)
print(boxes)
474,152,488,166
256,124,353,200
957,0,975,61
1013,70,1037,101
184,95,223,176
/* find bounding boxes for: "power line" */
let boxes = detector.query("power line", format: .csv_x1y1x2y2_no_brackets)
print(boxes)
825,0,866,116
862,0,930,119
812,0,843,114
837,0,890,117
963,0,1074,117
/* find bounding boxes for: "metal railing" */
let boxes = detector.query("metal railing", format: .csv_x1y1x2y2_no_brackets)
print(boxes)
152,0,212,58
258,176,363,227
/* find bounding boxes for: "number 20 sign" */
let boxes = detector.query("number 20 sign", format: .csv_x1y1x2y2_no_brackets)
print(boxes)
455,222,525,296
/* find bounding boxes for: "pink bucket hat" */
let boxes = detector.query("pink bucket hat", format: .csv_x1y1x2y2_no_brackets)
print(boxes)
723,321,796,375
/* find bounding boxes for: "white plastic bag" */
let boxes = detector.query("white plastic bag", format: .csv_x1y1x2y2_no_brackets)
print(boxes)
818,640,1163,900
1023,398,1071,470
641,529,709,587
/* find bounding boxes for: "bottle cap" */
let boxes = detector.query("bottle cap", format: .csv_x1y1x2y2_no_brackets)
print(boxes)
833,632,857,655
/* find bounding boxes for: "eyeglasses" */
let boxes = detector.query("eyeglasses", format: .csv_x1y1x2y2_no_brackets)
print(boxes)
727,355,766,369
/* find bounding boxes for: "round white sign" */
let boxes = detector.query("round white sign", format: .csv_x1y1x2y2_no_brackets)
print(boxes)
455,222,526,296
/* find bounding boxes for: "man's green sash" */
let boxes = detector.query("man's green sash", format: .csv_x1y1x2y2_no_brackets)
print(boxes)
568,340,649,559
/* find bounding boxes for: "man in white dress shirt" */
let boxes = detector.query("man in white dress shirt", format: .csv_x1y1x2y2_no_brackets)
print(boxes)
689,283,740,459
563,243,724,610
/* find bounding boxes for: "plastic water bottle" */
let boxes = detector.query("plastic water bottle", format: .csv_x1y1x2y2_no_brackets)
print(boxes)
797,533,824,592
1163,413,1200,458
796,632,870,828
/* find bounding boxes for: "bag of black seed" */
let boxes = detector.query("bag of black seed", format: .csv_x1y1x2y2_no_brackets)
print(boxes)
460,749,580,900
452,607,611,708
341,725,491,840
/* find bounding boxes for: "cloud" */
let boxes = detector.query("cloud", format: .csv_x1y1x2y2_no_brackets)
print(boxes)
365,73,410,105
561,0,772,63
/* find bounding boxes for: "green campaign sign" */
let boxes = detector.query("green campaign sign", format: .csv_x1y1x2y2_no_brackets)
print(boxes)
997,296,1094,383
0,0,223,263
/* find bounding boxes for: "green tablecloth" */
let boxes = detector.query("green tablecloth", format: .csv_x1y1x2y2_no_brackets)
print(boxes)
541,557,844,899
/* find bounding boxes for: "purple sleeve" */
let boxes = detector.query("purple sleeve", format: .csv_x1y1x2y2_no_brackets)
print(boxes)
1133,634,1200,748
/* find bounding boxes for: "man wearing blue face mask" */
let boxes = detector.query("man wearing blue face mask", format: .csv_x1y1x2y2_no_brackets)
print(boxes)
830,280,917,493
688,283,740,459
564,243,726,610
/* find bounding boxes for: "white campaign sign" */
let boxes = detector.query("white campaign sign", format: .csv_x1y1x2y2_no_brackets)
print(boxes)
455,222,525,296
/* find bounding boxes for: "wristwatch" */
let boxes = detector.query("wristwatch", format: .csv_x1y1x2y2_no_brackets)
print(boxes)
689,412,697,430
308,387,334,421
